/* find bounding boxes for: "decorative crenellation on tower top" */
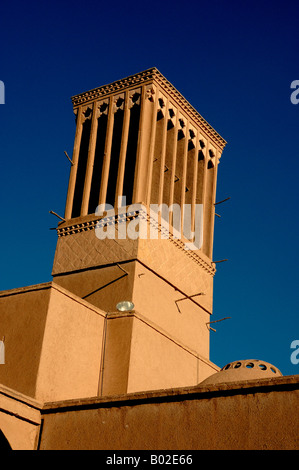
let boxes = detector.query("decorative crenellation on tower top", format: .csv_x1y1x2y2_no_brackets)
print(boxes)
71,68,227,150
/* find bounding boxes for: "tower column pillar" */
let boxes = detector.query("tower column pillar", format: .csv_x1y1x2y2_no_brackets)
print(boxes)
115,91,130,207
64,107,84,219
180,120,190,234
145,86,159,206
208,149,220,259
191,130,200,235
99,95,114,206
168,110,179,214
157,98,169,206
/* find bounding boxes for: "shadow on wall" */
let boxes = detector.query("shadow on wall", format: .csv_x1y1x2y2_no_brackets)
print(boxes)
0,430,12,450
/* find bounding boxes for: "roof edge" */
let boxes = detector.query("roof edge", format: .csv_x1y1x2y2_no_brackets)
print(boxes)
41,374,299,414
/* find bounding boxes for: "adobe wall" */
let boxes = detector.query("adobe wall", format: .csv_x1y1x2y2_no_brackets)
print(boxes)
52,230,215,361
0,280,217,403
0,282,106,402
34,284,106,402
0,283,51,397
127,313,218,393
0,385,42,450
39,376,299,450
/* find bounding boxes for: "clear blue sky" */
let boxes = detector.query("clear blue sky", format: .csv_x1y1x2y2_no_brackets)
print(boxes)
0,0,298,376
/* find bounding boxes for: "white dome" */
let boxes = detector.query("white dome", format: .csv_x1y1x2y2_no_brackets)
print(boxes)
200,359,282,386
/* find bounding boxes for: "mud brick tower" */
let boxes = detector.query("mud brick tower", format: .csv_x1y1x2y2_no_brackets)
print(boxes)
0,68,227,405
51,68,226,395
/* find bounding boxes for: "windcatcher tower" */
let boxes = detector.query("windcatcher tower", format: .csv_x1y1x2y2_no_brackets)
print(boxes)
2,69,298,452
52,68,227,395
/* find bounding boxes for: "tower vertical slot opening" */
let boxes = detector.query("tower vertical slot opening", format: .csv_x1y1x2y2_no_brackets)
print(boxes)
88,113,108,214
106,109,124,207
72,118,92,218
123,103,141,206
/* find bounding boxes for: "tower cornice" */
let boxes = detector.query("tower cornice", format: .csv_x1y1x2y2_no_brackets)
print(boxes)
71,68,227,151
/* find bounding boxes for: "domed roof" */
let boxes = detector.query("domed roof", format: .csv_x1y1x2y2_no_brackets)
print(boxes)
200,359,282,386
